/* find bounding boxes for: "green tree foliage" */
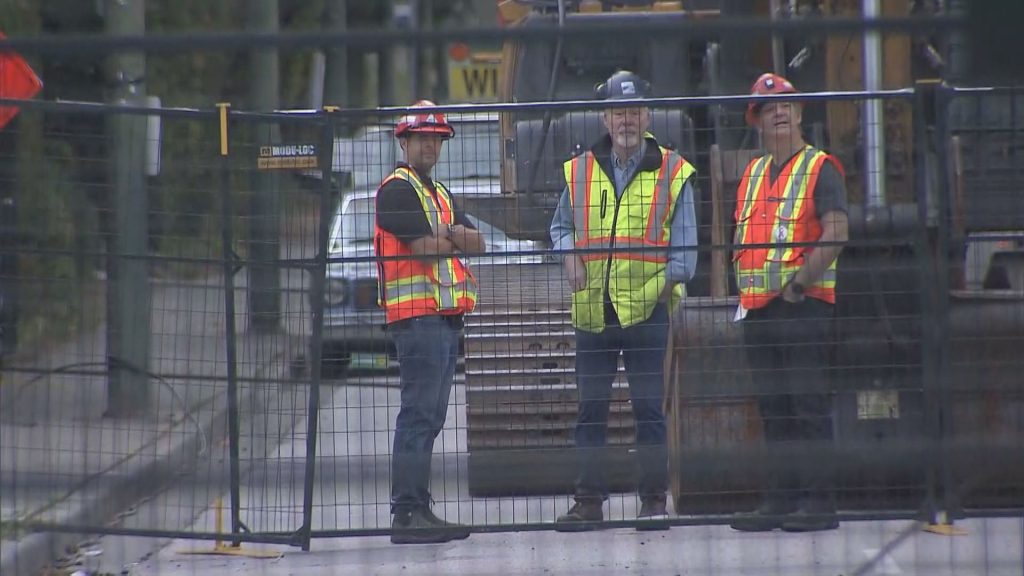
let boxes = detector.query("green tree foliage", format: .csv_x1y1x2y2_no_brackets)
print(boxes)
0,2,102,354
0,1,413,351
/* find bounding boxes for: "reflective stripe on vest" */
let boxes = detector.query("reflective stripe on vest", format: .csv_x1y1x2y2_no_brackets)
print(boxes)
734,147,837,308
569,148,686,260
386,168,460,309
564,145,695,332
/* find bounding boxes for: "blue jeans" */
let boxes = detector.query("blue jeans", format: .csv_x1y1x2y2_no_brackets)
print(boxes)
573,303,669,501
389,315,461,513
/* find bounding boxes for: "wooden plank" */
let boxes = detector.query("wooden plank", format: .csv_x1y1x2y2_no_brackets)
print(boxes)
709,144,728,298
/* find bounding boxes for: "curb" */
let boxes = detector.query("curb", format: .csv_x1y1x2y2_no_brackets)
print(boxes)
0,338,296,576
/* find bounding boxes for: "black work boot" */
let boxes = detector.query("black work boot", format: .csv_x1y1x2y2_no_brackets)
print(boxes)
636,495,670,532
555,500,604,532
391,508,458,544
729,500,798,532
420,506,471,540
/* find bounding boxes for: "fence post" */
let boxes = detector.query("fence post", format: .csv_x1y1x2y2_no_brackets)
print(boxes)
298,111,335,550
912,80,940,524
216,103,245,545
930,83,958,521
913,79,959,526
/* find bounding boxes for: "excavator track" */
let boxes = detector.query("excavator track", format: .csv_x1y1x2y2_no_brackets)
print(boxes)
464,263,638,495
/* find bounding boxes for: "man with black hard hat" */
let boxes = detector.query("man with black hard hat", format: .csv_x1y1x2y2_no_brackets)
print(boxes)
550,70,698,530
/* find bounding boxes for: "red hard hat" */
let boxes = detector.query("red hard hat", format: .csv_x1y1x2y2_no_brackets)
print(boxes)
395,100,455,139
745,73,799,126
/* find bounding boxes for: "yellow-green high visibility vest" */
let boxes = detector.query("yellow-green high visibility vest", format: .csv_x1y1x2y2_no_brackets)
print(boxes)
564,146,695,332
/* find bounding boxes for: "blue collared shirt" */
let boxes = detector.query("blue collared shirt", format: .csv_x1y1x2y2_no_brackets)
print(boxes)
612,143,645,195
549,145,698,285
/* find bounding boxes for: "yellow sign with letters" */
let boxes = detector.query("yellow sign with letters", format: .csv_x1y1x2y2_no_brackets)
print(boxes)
448,62,501,103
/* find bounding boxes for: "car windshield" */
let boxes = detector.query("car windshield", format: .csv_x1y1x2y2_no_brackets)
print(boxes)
333,115,499,190
433,118,501,181
332,128,397,190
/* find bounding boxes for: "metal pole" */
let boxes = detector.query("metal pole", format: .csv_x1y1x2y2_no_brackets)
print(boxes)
946,0,969,84
768,0,786,75
324,0,349,109
863,0,887,209
105,0,150,417
410,0,422,98
931,84,957,521
247,0,282,332
912,82,939,524
216,104,244,543
299,115,334,550
378,0,395,106
308,51,326,110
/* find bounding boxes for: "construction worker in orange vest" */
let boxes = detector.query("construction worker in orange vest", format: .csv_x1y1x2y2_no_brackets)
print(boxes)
374,100,486,544
729,73,849,533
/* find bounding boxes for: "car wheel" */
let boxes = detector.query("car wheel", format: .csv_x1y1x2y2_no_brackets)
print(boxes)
319,340,351,380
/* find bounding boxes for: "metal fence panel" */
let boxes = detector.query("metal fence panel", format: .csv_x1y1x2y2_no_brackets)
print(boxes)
0,103,330,549
0,31,1022,576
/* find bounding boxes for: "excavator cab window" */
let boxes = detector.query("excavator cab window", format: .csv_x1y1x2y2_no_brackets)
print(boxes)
507,11,692,106
498,6,699,245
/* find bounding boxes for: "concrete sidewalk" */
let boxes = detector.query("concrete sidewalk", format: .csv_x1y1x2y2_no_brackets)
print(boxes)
138,516,1024,576
0,273,303,576
112,379,1024,576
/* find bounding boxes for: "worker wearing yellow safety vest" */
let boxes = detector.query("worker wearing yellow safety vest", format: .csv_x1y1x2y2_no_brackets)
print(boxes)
549,71,698,529
375,100,486,544
730,73,849,534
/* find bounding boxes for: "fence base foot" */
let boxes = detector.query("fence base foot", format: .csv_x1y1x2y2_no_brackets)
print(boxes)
176,497,285,558
923,512,969,536
178,544,284,559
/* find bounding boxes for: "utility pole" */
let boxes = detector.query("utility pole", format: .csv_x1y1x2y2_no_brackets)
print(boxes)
324,0,348,109
247,0,282,332
105,0,150,416
378,0,395,106
410,0,422,99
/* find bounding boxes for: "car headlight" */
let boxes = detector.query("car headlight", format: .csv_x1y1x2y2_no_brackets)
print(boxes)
325,278,349,307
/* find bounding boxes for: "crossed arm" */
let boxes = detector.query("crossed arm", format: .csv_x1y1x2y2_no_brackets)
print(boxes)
408,224,487,258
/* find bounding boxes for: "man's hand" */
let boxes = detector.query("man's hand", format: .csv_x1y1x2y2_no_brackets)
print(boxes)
447,224,487,254
781,282,805,304
447,224,464,247
563,255,587,291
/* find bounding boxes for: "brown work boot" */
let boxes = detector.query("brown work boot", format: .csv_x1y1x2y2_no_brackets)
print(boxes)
636,495,670,531
555,500,604,532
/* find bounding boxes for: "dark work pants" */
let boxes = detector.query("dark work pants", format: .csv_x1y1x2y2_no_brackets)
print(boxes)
573,303,670,502
742,297,836,507
389,315,461,513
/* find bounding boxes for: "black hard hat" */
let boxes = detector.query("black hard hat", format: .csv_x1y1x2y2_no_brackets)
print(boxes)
594,70,652,100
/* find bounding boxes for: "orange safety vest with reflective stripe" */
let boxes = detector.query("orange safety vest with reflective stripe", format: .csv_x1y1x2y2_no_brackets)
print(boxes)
733,146,838,310
564,145,695,332
374,167,477,324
